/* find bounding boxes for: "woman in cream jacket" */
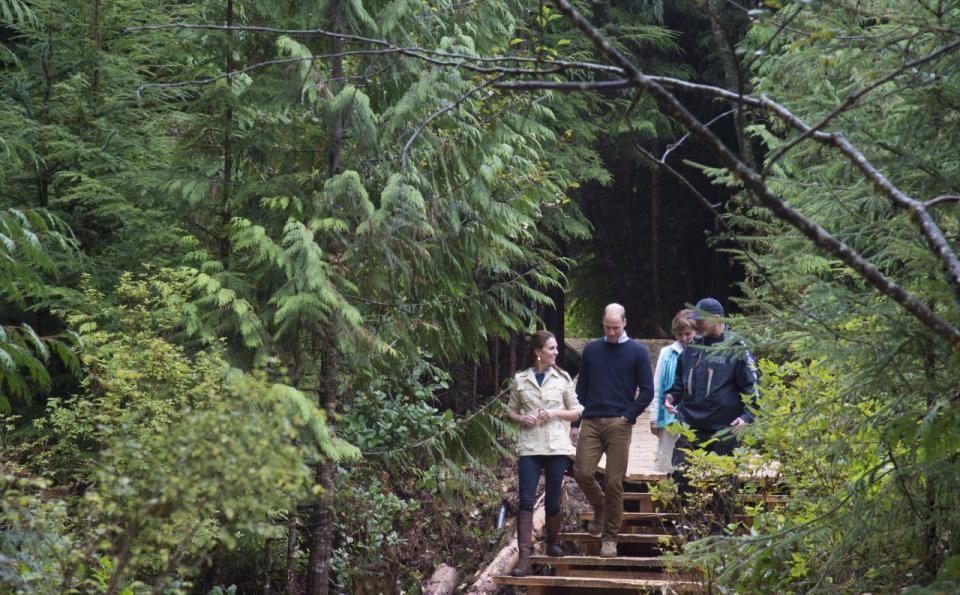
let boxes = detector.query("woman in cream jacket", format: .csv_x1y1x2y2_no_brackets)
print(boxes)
506,331,583,576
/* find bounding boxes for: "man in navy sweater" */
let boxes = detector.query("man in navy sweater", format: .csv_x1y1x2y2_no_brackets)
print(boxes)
573,304,654,557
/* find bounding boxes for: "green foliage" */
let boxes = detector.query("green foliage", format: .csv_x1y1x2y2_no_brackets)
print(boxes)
0,209,79,413
2,271,355,593
661,2,960,591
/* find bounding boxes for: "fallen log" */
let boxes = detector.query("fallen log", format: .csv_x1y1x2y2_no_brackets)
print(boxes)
421,563,458,595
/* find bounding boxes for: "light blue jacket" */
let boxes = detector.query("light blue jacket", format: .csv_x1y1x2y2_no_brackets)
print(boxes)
652,342,682,428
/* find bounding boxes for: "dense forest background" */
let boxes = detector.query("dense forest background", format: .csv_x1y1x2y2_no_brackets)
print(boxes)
2,0,959,593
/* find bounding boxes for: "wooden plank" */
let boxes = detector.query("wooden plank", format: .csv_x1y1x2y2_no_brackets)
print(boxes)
559,568,671,580
493,575,701,590
530,555,668,568
580,512,677,521
556,568,673,580
558,532,679,544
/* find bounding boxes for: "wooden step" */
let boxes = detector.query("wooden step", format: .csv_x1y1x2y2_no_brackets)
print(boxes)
622,492,789,504
559,532,679,544
554,568,675,580
625,472,670,483
493,575,701,592
580,511,677,521
581,511,754,525
622,492,654,501
531,555,668,568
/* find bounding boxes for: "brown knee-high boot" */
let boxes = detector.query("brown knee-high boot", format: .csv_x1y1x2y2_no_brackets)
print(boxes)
544,513,563,557
510,510,533,577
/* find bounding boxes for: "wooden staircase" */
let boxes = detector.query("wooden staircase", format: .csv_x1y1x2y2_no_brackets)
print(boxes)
492,489,788,593
493,489,703,594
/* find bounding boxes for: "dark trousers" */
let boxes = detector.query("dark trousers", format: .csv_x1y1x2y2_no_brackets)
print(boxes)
518,455,570,516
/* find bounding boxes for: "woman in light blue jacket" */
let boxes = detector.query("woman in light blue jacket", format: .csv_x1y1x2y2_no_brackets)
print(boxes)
649,309,695,473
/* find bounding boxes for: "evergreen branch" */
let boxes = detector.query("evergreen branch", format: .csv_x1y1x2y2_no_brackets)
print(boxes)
549,0,960,348
401,74,504,170
361,386,509,457
346,257,563,311
742,1,809,74
762,37,960,174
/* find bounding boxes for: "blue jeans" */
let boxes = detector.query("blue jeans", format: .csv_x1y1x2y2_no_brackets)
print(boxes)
518,455,570,516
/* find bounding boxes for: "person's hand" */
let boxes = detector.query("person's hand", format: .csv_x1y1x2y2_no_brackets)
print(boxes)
569,427,580,446
520,414,539,427
538,409,555,422
664,395,677,415
649,422,661,437
619,416,631,425
730,416,747,435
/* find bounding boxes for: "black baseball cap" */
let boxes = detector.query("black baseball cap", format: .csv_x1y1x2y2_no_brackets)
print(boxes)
692,297,724,320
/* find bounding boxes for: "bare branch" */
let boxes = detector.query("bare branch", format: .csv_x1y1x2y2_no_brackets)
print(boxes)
493,79,631,92
550,0,960,348
126,22,623,75
926,195,960,208
661,109,734,163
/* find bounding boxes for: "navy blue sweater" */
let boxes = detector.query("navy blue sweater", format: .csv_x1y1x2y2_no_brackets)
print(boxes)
576,338,654,424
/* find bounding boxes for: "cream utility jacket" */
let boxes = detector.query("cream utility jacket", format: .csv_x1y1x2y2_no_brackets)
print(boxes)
508,366,584,457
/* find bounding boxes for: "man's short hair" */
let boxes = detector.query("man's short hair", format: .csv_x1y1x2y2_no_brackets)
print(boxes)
671,309,695,338
603,303,626,321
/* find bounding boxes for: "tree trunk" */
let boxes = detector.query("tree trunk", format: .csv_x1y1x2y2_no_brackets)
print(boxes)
261,538,273,594
705,0,758,170
541,280,566,360
221,0,235,262
284,509,298,593
91,0,102,97
305,332,340,595
649,139,661,329
304,4,346,590
924,348,939,579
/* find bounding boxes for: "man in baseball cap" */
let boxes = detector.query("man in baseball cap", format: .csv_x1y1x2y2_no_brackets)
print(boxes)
664,297,759,527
